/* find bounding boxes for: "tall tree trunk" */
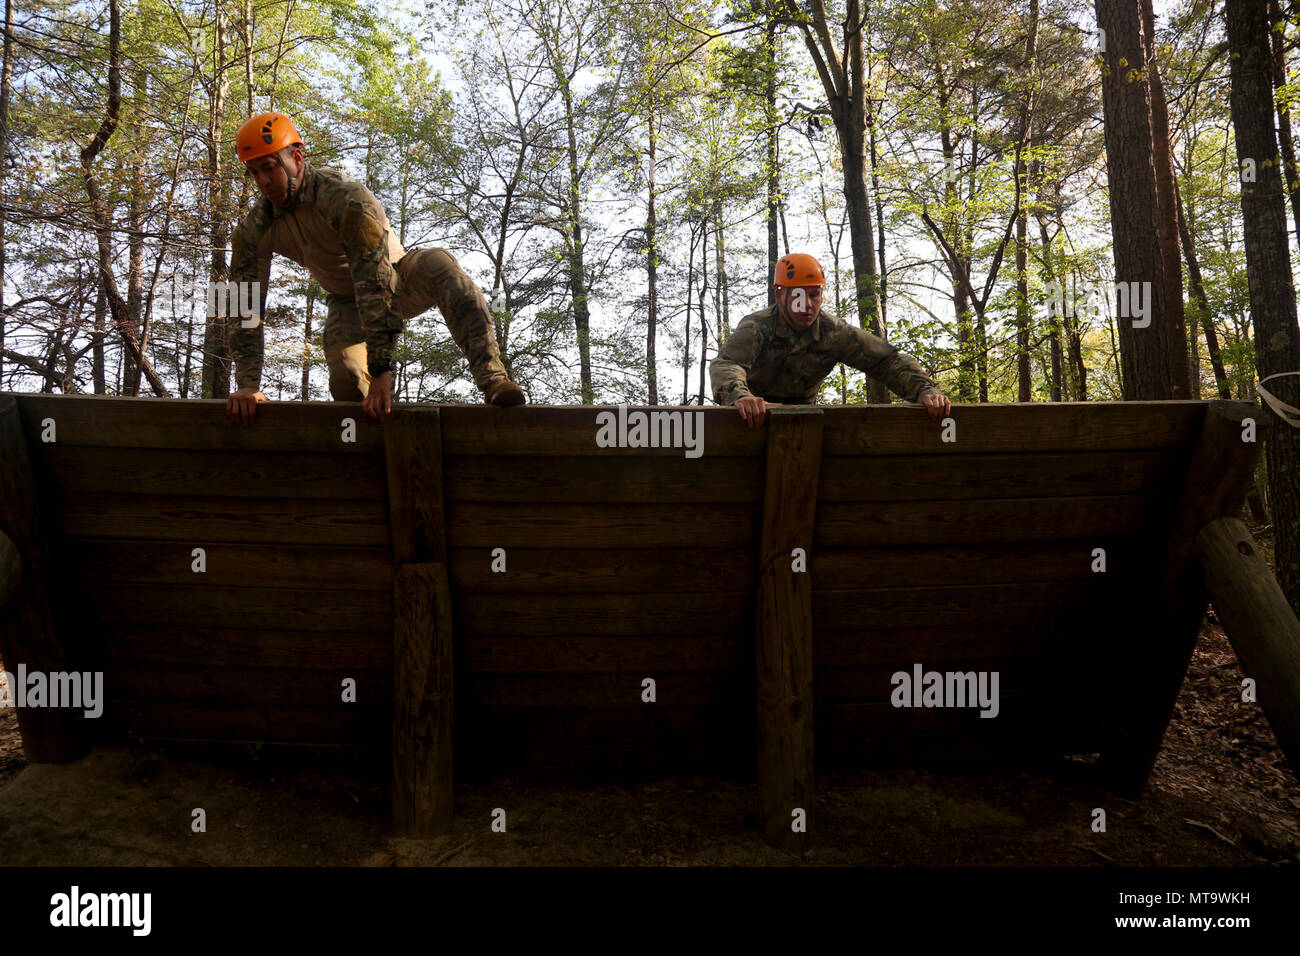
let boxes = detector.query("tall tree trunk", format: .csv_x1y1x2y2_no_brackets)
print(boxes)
714,205,729,339
1175,179,1230,398
201,0,231,398
92,282,106,393
1015,0,1040,401
698,220,709,406
646,99,659,404
683,225,695,406
80,0,167,397
1094,0,1190,399
124,75,147,396
1225,0,1300,610
766,16,779,306
1268,0,1300,247
0,0,12,385
302,281,315,400
867,70,888,330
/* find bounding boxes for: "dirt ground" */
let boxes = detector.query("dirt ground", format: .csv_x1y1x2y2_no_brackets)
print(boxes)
0,613,1296,867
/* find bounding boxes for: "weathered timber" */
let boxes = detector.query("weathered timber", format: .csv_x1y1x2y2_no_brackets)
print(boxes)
445,455,764,503
393,563,454,837
469,671,738,708
819,401,1203,454
458,591,750,636
812,540,1162,588
1194,516,1300,777
756,407,822,854
817,449,1178,501
101,626,390,670
38,446,386,499
102,700,384,744
385,408,447,565
440,405,763,456
59,494,390,546
450,547,754,594
463,634,742,673
813,579,1127,630
815,495,1165,547
447,502,758,549
10,393,385,452
104,663,391,708
1101,401,1261,793
0,397,87,762
71,540,394,590
85,584,391,632
813,621,1091,668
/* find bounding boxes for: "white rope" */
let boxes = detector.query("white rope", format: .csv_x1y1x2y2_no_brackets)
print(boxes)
1256,371,1300,428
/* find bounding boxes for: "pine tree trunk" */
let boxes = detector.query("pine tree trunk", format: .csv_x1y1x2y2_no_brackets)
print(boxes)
1225,0,1300,610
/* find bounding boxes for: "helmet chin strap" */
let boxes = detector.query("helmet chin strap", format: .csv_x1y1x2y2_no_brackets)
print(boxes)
273,151,302,209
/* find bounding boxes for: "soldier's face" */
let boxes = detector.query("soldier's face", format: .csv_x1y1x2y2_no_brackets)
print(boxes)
245,148,302,207
777,285,823,330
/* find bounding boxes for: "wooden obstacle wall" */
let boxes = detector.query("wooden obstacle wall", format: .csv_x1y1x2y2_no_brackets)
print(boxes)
0,394,1265,845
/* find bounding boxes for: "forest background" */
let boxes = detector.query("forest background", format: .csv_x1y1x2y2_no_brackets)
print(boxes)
0,0,1277,410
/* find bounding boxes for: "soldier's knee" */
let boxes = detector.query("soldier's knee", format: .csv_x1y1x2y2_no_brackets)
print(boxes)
326,345,369,401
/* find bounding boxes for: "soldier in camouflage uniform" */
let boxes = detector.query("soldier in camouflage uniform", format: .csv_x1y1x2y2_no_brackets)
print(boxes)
710,253,951,428
224,111,525,425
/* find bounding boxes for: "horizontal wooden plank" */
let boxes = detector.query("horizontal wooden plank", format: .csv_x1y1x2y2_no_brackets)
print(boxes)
104,664,389,708
449,548,753,594
444,455,764,503
35,446,386,499
813,658,1081,705
440,405,764,456
814,495,1168,547
463,635,742,673
447,503,759,549
458,592,751,636
68,540,394,590
812,581,1125,630
469,671,740,708
13,393,387,452
86,584,392,632
817,449,1183,501
819,401,1213,454
100,700,386,744
90,736,383,766
813,623,1088,669
815,693,1107,754
812,540,1160,588
58,494,390,546
101,626,391,670
462,706,747,748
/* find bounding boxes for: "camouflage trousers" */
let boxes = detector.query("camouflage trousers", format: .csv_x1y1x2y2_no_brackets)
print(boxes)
322,248,509,400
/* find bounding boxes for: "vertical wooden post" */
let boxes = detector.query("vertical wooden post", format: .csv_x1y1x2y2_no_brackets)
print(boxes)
385,408,454,836
1194,516,1300,778
0,396,87,762
756,406,822,853
1101,400,1260,793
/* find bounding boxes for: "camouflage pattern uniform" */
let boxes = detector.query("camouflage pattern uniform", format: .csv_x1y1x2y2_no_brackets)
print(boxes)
226,161,509,400
710,304,940,406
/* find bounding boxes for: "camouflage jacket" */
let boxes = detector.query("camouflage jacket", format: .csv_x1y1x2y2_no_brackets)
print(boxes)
710,304,940,406
226,162,407,389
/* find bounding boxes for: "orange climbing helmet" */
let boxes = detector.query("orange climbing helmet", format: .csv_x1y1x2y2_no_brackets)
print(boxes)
235,112,303,163
773,253,826,287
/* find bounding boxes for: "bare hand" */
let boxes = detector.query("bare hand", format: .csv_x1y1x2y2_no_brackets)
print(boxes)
363,371,394,421
226,386,268,426
920,391,951,422
736,395,781,428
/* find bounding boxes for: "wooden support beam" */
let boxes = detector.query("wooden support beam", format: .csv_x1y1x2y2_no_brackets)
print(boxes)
385,408,448,565
756,407,823,853
1194,516,1300,778
385,409,454,836
1101,400,1260,793
392,562,455,836
0,397,88,762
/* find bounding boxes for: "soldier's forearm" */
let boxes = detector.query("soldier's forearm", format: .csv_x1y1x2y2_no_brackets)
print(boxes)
709,362,753,405
866,351,939,403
